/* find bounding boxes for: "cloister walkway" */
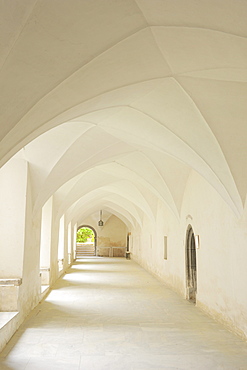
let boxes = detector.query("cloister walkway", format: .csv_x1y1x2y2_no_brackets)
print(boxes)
1,257,247,370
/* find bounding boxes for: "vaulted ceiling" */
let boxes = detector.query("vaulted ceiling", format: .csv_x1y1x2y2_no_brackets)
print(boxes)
1,0,247,226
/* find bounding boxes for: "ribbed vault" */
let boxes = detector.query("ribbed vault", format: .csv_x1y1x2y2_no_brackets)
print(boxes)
1,0,247,227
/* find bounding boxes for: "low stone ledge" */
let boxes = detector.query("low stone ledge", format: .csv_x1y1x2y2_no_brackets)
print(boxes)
0,278,22,286
0,311,19,353
97,246,126,257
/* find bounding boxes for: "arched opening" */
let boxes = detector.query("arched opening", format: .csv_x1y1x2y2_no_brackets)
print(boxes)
58,215,65,271
39,197,53,290
76,225,97,258
185,225,197,303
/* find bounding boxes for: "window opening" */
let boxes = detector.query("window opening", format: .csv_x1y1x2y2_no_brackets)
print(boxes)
58,215,65,271
39,197,52,290
164,236,168,259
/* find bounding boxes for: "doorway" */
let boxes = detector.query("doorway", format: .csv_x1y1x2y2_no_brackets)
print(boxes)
185,225,197,303
76,225,97,258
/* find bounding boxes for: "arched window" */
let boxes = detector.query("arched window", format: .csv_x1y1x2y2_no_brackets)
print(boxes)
185,225,197,303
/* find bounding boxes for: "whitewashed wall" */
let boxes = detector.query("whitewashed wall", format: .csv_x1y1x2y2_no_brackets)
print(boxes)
131,170,247,340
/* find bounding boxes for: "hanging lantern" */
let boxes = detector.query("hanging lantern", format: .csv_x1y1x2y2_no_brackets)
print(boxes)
98,210,104,227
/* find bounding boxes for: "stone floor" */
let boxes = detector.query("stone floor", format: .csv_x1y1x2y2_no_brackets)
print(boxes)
0,257,247,370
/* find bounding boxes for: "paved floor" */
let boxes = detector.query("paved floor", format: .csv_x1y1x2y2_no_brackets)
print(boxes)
0,257,247,370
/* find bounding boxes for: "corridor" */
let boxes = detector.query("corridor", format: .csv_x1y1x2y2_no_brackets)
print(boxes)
1,258,247,370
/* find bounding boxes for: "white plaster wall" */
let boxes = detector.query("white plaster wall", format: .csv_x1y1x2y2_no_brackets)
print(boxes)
181,171,247,339
0,157,28,278
78,214,128,248
98,215,127,248
0,160,43,351
63,217,69,270
73,223,77,260
131,206,185,296
49,214,60,285
58,215,65,261
19,168,41,315
131,170,247,340
40,197,53,269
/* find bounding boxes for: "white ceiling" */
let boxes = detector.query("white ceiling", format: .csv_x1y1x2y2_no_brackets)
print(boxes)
1,0,247,226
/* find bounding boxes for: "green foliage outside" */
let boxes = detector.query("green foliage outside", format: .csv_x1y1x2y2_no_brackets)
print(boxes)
76,227,94,243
